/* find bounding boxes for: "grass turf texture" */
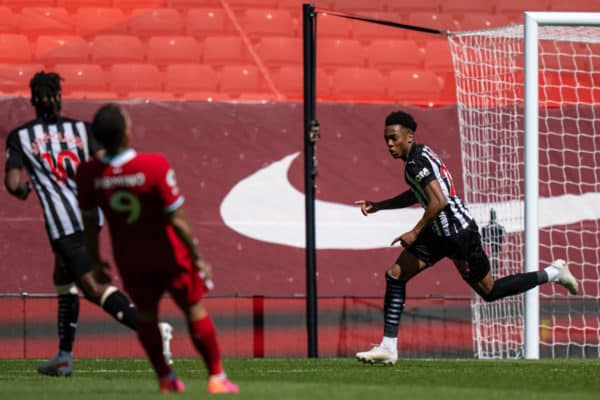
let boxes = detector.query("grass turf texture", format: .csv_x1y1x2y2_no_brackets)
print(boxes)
0,358,599,399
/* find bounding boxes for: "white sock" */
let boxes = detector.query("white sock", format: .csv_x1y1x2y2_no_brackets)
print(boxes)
58,350,72,358
380,336,397,352
544,264,561,282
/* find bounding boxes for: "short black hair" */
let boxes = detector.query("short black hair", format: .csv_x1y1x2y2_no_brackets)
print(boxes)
385,111,417,131
30,71,62,119
92,103,126,155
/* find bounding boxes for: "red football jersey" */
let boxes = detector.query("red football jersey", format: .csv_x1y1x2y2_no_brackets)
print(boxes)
76,149,189,268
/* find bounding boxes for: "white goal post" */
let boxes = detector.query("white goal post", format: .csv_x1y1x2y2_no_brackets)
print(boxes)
448,13,600,359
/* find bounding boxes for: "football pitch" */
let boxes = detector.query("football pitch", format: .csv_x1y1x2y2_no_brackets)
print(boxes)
1,358,599,400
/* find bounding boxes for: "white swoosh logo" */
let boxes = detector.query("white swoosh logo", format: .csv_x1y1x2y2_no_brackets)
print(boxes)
220,152,600,249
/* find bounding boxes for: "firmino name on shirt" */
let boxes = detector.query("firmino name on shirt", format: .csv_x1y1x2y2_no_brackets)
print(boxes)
94,173,146,189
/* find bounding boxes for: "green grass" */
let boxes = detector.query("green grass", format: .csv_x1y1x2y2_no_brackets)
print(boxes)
1,358,599,400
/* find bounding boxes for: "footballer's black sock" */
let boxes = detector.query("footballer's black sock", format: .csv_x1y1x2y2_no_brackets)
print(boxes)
58,294,79,352
101,289,137,330
383,273,405,338
483,272,541,302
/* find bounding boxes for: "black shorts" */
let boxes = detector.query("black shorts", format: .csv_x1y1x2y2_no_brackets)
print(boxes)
50,231,93,286
405,221,490,284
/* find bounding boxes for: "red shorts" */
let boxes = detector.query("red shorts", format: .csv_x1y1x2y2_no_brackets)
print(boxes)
118,261,206,312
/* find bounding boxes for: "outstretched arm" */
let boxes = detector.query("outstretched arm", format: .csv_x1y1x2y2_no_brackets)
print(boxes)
355,189,418,216
391,180,448,247
4,168,31,200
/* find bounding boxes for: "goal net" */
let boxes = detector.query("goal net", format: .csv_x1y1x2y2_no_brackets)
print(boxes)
448,23,600,358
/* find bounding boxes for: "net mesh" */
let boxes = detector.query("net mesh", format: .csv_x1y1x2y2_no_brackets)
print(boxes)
448,24,600,358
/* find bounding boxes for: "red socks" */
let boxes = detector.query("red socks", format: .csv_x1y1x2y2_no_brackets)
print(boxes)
189,316,223,375
136,320,171,378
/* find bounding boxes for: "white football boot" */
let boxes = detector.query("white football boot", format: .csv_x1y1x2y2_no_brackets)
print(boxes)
37,351,73,377
355,345,398,366
159,322,174,365
552,259,579,295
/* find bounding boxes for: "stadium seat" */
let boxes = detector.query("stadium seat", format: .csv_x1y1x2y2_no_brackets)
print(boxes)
255,37,301,67
147,36,202,64
74,8,129,36
3,0,56,9
112,0,168,11
329,0,384,13
407,12,459,32
496,0,549,20
387,0,442,14
549,0,597,11
365,39,423,69
164,63,218,94
423,40,453,71
227,0,279,9
0,63,44,94
441,0,494,15
388,69,443,104
0,7,17,33
241,9,298,38
90,35,145,65
203,36,251,65
331,67,387,101
56,1,115,11
0,34,33,63
317,13,353,38
186,8,231,37
351,17,408,41
317,38,365,68
168,0,222,10
219,65,265,97
277,0,323,11
17,7,74,37
34,35,90,65
272,65,331,100
109,63,164,96
128,8,184,37
458,13,512,31
54,63,108,93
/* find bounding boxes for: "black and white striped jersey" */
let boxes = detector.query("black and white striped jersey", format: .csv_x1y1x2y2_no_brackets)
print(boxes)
404,143,472,237
5,116,100,240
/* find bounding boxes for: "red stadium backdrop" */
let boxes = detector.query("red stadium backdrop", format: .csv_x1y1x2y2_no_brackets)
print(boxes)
0,98,474,358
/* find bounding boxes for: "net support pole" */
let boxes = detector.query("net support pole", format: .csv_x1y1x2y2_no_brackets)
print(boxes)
303,3,318,358
524,11,600,359
523,12,540,360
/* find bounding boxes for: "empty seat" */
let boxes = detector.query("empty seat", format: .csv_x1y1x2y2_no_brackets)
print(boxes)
241,9,298,38
220,65,262,96
365,39,423,69
329,0,388,13
549,0,597,11
54,63,108,92
388,0,442,14
0,7,17,33
441,0,494,15
34,36,90,64
423,40,453,71
317,13,353,38
227,0,278,9
272,65,331,100
255,37,301,67
458,13,512,31
90,35,145,64
109,63,164,95
318,39,364,68
388,69,442,103
203,36,250,64
496,0,549,19
165,63,218,94
407,12,459,32
147,36,202,64
3,0,56,9
18,7,74,37
128,8,184,37
0,34,32,62
56,1,115,11
351,17,407,41
0,63,44,94
169,0,222,9
112,0,168,10
74,8,129,36
331,67,387,101
186,8,230,37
